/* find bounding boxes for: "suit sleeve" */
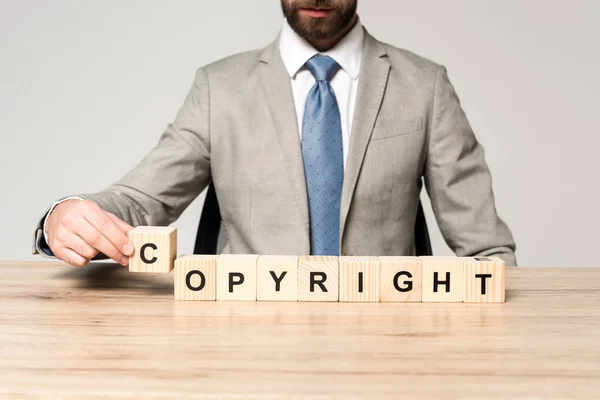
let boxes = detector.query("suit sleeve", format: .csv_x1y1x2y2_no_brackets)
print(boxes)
423,65,517,266
33,67,212,255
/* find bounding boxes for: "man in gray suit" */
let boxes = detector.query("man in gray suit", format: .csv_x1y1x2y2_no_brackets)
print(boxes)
34,0,517,267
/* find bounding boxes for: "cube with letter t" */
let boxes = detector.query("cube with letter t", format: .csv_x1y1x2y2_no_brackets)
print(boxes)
464,256,506,303
216,254,259,301
128,226,177,273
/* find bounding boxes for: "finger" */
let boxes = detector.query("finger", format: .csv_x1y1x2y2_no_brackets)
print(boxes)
74,219,129,266
81,202,133,257
67,233,100,260
54,247,90,268
106,212,134,235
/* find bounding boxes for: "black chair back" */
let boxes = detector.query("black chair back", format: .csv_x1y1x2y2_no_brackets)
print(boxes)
194,182,432,256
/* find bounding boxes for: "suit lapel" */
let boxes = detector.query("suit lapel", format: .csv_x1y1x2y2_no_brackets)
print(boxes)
340,31,391,243
258,40,311,237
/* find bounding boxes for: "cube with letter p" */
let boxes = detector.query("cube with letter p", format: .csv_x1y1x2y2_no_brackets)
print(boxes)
216,254,259,301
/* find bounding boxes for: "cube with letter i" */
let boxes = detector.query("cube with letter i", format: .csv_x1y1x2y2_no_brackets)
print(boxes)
379,257,422,302
297,256,339,302
174,255,218,301
421,256,465,302
339,256,380,302
128,226,177,273
464,256,506,303
257,255,298,301
216,254,259,301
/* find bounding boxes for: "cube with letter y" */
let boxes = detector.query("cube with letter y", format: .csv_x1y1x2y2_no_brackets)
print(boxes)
464,256,506,303
174,255,218,301
421,256,465,302
339,256,380,302
297,256,339,302
216,254,259,301
128,226,177,273
257,255,298,301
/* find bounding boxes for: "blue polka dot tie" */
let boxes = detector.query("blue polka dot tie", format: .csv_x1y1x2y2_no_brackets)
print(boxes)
301,55,343,256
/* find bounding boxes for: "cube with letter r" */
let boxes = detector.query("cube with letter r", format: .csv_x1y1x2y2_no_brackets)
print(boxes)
297,256,339,302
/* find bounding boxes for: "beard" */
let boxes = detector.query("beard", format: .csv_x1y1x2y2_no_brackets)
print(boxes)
281,0,358,41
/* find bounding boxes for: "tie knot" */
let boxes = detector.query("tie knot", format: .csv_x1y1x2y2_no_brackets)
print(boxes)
304,55,340,82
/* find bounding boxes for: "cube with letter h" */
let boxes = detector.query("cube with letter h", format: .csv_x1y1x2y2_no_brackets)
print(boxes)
421,256,465,302
128,226,177,273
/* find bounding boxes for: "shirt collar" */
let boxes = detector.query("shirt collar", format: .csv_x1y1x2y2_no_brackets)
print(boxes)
279,17,364,80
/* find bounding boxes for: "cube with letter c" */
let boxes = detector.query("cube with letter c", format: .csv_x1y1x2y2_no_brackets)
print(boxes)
128,226,177,273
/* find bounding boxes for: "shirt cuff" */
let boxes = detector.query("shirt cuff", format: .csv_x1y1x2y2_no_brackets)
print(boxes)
42,196,84,244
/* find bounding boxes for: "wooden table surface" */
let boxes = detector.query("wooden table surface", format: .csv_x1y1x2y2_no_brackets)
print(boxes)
1,261,600,399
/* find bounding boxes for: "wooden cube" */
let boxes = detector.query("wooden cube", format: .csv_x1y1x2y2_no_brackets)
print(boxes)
128,226,177,273
464,256,506,303
257,255,298,301
339,256,380,302
421,256,465,302
216,254,259,301
174,255,218,301
380,257,422,302
297,256,339,302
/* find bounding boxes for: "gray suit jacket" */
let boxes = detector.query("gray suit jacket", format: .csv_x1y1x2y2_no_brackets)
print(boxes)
33,28,517,266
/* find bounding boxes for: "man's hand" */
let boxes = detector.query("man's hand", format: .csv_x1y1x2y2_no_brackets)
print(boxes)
45,199,134,268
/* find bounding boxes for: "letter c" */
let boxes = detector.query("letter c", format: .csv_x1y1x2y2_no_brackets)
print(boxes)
140,243,158,264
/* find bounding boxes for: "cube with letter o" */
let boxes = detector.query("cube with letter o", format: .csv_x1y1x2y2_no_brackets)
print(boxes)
175,255,218,301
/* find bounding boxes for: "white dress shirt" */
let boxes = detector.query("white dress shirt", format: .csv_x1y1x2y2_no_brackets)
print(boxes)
279,18,364,168
43,20,365,244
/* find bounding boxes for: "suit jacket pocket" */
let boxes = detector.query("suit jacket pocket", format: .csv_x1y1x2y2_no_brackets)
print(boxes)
370,117,424,141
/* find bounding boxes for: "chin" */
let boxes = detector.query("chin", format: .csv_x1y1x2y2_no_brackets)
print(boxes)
293,14,344,41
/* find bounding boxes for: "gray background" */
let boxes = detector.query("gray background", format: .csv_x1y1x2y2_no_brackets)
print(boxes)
1,0,599,266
